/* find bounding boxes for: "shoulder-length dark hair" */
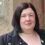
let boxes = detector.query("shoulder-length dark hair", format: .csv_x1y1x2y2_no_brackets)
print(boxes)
12,2,39,34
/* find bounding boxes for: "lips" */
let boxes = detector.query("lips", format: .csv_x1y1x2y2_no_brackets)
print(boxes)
25,22,32,25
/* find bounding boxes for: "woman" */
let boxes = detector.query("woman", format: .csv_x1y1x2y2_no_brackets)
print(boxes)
0,2,45,45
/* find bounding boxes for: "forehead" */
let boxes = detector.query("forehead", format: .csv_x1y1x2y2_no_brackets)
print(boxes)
21,8,35,15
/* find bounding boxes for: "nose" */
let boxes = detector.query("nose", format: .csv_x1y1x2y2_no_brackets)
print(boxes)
26,16,30,21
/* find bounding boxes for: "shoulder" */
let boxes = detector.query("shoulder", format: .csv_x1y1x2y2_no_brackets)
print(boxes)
0,30,18,45
0,34,8,45
38,29,45,41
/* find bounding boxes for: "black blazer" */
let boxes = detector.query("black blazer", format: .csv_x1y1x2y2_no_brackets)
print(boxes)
0,30,45,45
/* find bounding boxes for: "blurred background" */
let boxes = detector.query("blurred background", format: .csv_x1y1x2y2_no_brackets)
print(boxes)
0,0,45,36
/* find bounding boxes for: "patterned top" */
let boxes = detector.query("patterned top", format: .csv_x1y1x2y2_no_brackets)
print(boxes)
7,34,45,45
0,30,45,45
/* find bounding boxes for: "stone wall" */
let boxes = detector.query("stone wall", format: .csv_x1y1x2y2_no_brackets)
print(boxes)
0,0,13,36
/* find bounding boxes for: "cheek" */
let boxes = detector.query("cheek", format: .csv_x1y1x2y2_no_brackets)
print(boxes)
20,19,25,29
20,18,25,25
20,18,26,29
32,18,35,22
30,16,35,22
31,17,35,27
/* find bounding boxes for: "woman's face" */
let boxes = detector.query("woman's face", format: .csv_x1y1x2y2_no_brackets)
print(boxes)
20,8,35,32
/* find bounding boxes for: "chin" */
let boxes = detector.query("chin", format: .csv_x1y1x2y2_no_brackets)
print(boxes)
24,26,35,30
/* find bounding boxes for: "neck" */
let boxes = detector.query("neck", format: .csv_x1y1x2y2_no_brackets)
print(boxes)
23,29,35,34
19,31,37,39
20,30,37,36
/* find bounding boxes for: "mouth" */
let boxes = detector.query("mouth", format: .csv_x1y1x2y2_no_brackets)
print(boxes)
25,22,32,25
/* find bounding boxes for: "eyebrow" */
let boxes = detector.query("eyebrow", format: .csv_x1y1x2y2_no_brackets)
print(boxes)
21,13,35,15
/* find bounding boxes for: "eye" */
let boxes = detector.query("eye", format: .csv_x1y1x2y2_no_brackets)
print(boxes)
21,14,26,17
29,14,33,16
29,14,34,17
